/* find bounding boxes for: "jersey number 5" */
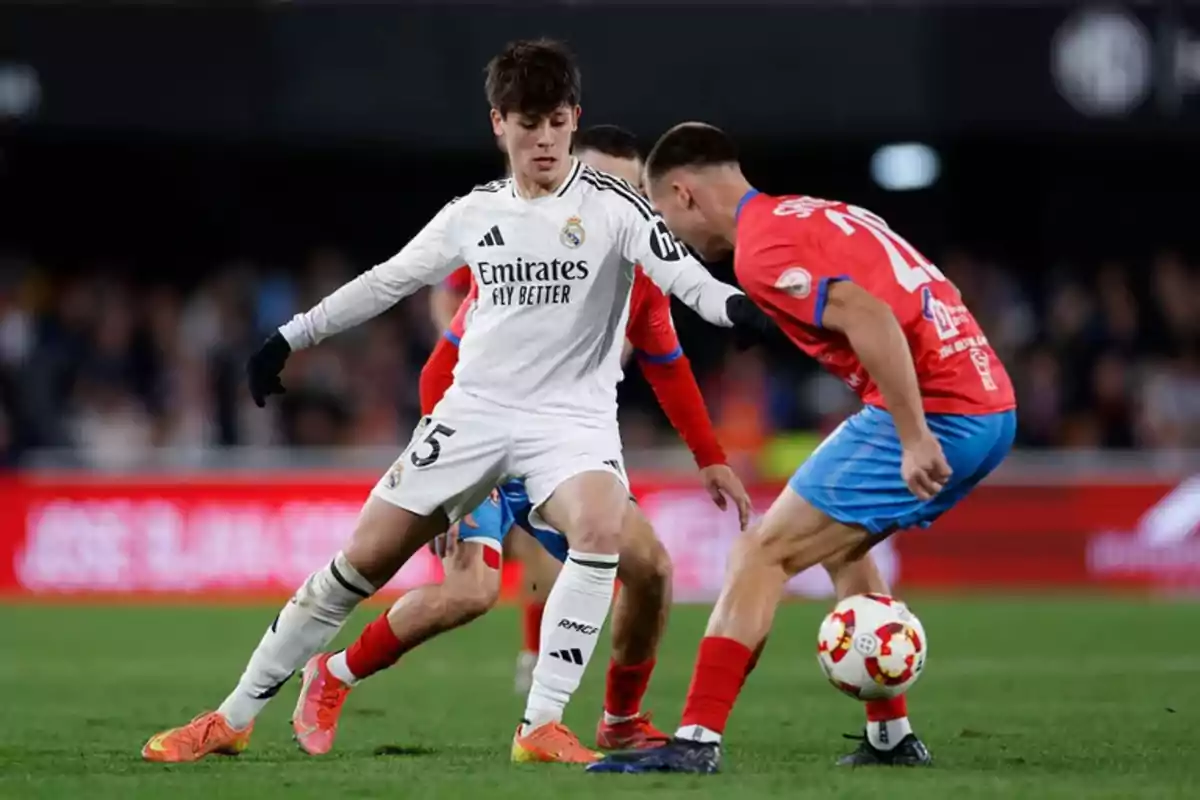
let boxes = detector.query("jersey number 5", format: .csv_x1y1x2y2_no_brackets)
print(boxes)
410,423,457,468
824,206,946,293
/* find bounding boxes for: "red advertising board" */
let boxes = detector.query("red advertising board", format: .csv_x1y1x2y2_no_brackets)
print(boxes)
0,472,1195,599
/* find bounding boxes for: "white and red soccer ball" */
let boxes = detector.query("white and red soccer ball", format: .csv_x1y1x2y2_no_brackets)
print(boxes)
817,593,927,700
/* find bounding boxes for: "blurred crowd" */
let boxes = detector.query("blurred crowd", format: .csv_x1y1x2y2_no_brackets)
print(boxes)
0,248,1196,469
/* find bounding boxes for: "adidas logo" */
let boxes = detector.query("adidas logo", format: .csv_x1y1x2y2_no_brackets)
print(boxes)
477,225,505,247
548,648,584,665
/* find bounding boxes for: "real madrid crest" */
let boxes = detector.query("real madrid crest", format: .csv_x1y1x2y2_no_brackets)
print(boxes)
384,460,404,489
560,216,585,249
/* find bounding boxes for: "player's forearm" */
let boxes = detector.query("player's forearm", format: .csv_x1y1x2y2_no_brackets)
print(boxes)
675,278,738,327
651,262,738,327
279,266,420,350
640,356,726,469
430,288,465,334
842,304,929,445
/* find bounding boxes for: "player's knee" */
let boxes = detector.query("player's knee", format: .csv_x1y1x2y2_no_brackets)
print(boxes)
727,524,780,572
443,555,501,617
428,578,497,627
567,512,625,554
619,533,672,597
452,579,499,621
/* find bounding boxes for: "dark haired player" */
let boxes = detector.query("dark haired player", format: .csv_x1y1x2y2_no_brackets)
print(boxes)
493,125,733,700
143,45,772,764
504,124,698,696
283,125,749,764
589,123,1016,774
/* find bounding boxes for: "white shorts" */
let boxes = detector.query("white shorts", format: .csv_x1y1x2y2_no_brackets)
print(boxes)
372,387,628,525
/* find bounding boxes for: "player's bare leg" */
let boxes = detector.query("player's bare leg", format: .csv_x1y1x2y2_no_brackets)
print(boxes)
510,527,558,693
142,498,446,763
597,505,672,750
589,487,920,774
821,549,927,766
512,471,628,764
292,533,501,755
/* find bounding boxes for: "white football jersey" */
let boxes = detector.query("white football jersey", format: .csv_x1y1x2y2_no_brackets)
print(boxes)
280,160,741,420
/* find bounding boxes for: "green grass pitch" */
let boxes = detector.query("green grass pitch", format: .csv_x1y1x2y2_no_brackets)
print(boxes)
1,597,1197,799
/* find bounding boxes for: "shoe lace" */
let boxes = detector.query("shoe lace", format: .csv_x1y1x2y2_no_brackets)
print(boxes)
841,732,867,742
546,723,590,755
188,714,225,747
315,679,348,728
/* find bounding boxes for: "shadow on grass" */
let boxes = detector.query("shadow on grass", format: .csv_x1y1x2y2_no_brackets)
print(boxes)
373,745,439,757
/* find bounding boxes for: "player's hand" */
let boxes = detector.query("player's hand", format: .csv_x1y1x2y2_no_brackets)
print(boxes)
726,294,784,351
429,512,475,559
901,432,952,501
700,464,753,530
246,332,291,408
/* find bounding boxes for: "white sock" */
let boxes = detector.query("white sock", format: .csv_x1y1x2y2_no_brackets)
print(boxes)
604,711,639,724
868,716,912,751
216,552,374,729
521,550,618,733
675,724,722,744
325,650,359,686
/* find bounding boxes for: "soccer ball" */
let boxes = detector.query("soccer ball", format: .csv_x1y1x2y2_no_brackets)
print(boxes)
816,593,927,700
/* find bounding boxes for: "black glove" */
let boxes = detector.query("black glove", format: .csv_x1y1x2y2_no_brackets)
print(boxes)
725,294,783,351
246,331,291,408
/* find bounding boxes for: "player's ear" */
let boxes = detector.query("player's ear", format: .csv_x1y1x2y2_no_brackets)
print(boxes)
571,105,581,130
490,108,505,138
675,181,695,210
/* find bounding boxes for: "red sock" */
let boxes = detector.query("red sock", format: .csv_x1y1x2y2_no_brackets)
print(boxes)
679,637,753,735
604,658,655,719
865,695,908,722
344,612,409,680
522,601,544,654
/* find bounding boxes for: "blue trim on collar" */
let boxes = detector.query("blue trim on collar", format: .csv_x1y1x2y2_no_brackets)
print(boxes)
736,188,760,221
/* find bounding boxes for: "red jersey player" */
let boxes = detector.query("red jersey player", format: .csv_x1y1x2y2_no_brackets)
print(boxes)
287,126,754,764
429,265,473,332
590,123,1016,774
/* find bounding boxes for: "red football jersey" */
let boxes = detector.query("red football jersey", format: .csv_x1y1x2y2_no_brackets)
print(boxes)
445,268,681,360
442,265,473,295
625,267,683,361
734,191,1015,415
445,278,478,345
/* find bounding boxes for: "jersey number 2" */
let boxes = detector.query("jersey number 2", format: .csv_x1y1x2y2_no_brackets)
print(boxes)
824,206,946,293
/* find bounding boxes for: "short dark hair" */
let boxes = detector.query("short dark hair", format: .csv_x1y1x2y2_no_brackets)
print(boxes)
574,124,640,161
485,39,581,118
645,122,739,182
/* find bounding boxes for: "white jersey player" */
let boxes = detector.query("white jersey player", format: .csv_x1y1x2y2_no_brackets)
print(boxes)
141,38,775,764
280,156,732,525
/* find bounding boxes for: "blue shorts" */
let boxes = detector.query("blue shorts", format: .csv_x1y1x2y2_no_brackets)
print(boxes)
456,479,569,562
789,406,1016,535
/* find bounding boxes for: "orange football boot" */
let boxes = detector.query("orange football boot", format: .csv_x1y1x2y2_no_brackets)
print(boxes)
141,712,253,763
596,712,670,751
511,721,602,764
292,653,352,755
